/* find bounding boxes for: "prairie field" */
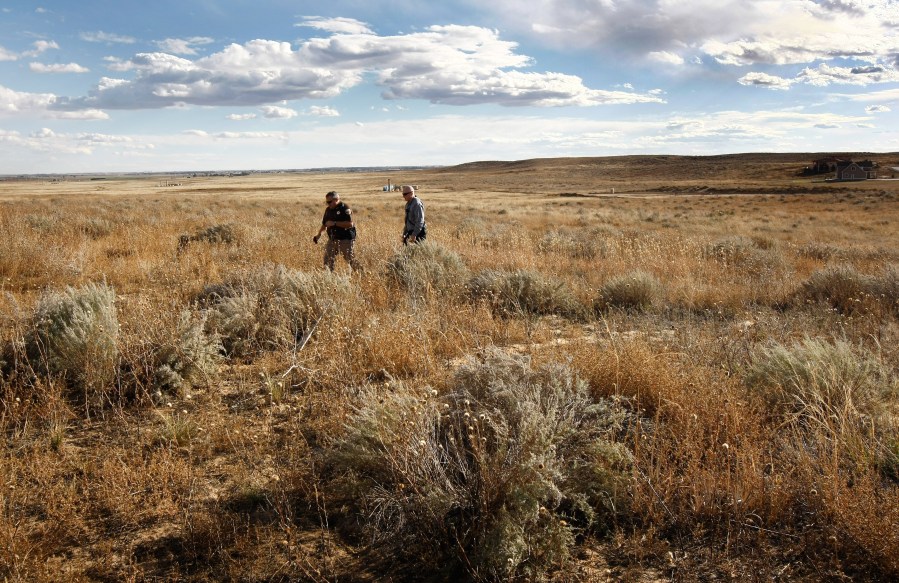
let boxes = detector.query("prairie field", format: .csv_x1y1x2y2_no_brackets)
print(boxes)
1,154,899,582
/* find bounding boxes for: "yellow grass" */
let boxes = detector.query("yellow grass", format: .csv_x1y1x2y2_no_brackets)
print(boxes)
1,155,898,581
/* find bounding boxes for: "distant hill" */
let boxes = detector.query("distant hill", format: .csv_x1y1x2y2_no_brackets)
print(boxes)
419,153,899,194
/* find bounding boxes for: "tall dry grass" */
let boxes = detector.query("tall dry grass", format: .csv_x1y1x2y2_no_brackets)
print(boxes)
0,174,897,581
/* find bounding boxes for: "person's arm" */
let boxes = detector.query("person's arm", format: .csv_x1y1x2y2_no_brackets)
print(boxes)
406,199,424,238
313,211,328,243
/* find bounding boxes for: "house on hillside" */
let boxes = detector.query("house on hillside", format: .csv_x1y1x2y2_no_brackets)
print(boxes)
805,156,878,180
836,162,867,180
810,156,851,174
835,160,877,180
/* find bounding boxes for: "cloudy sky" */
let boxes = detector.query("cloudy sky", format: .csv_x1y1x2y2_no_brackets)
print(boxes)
1,0,897,173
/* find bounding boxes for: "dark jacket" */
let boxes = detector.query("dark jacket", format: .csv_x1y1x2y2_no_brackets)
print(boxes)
322,202,356,240
403,196,425,239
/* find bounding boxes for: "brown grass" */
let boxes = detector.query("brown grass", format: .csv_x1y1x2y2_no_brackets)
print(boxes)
1,154,898,581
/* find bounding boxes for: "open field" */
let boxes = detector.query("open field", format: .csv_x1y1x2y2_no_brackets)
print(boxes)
1,153,899,581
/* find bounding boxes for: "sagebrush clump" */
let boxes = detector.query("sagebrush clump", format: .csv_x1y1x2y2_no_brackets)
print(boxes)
147,310,222,396
25,282,120,415
745,337,897,469
595,270,663,312
326,349,634,580
386,241,469,299
201,265,355,358
468,268,586,319
799,264,874,314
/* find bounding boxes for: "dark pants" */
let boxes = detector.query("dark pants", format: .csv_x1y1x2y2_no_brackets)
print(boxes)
324,239,360,271
403,226,427,245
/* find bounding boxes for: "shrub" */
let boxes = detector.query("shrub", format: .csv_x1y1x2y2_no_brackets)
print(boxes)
149,310,222,395
797,241,839,261
703,236,787,282
202,265,354,358
386,242,469,298
78,217,114,239
798,265,874,314
745,337,894,435
537,229,605,260
178,223,238,252
872,263,899,316
326,349,633,580
595,270,662,312
467,269,586,319
26,282,120,415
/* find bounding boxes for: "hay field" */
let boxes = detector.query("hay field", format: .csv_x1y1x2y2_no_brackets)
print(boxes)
1,154,898,581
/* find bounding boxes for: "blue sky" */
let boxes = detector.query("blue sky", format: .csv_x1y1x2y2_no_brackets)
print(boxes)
1,0,897,173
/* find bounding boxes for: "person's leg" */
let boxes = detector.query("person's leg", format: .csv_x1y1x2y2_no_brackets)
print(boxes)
342,240,362,272
323,239,338,270
338,240,362,272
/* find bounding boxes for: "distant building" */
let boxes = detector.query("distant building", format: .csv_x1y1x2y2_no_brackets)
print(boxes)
834,162,866,180
810,156,850,174
805,156,877,180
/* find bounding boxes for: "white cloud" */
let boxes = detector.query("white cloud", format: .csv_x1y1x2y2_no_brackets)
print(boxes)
737,72,795,90
865,104,891,113
0,46,17,61
476,0,899,88
227,113,257,120
52,23,663,113
0,84,57,115
308,105,340,117
22,40,59,57
52,109,109,120
648,51,684,66
212,131,289,140
796,63,899,86
75,133,134,144
30,62,90,73
0,84,109,120
4,107,888,173
261,105,298,118
1,39,59,61
839,87,899,103
80,31,137,44
154,37,215,55
297,16,375,35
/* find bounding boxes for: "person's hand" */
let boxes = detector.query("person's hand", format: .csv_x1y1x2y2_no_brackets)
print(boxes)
408,235,416,243
325,220,335,227
313,235,320,244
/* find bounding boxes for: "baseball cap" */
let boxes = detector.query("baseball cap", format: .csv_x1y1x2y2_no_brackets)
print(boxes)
401,185,415,194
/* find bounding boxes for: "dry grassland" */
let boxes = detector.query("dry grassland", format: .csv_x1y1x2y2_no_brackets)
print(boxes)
1,154,898,581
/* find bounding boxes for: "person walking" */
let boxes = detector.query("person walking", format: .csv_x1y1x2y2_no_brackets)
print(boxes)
401,185,426,245
313,191,361,271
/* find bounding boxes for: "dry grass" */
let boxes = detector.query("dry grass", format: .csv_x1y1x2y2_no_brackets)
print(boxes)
1,154,898,581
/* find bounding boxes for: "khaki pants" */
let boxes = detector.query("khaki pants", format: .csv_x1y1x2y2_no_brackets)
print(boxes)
324,238,360,271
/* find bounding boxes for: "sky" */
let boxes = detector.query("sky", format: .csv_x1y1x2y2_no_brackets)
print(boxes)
1,0,898,174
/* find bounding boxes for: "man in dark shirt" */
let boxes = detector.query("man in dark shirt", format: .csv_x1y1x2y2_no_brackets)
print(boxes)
313,191,361,271
401,185,426,244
